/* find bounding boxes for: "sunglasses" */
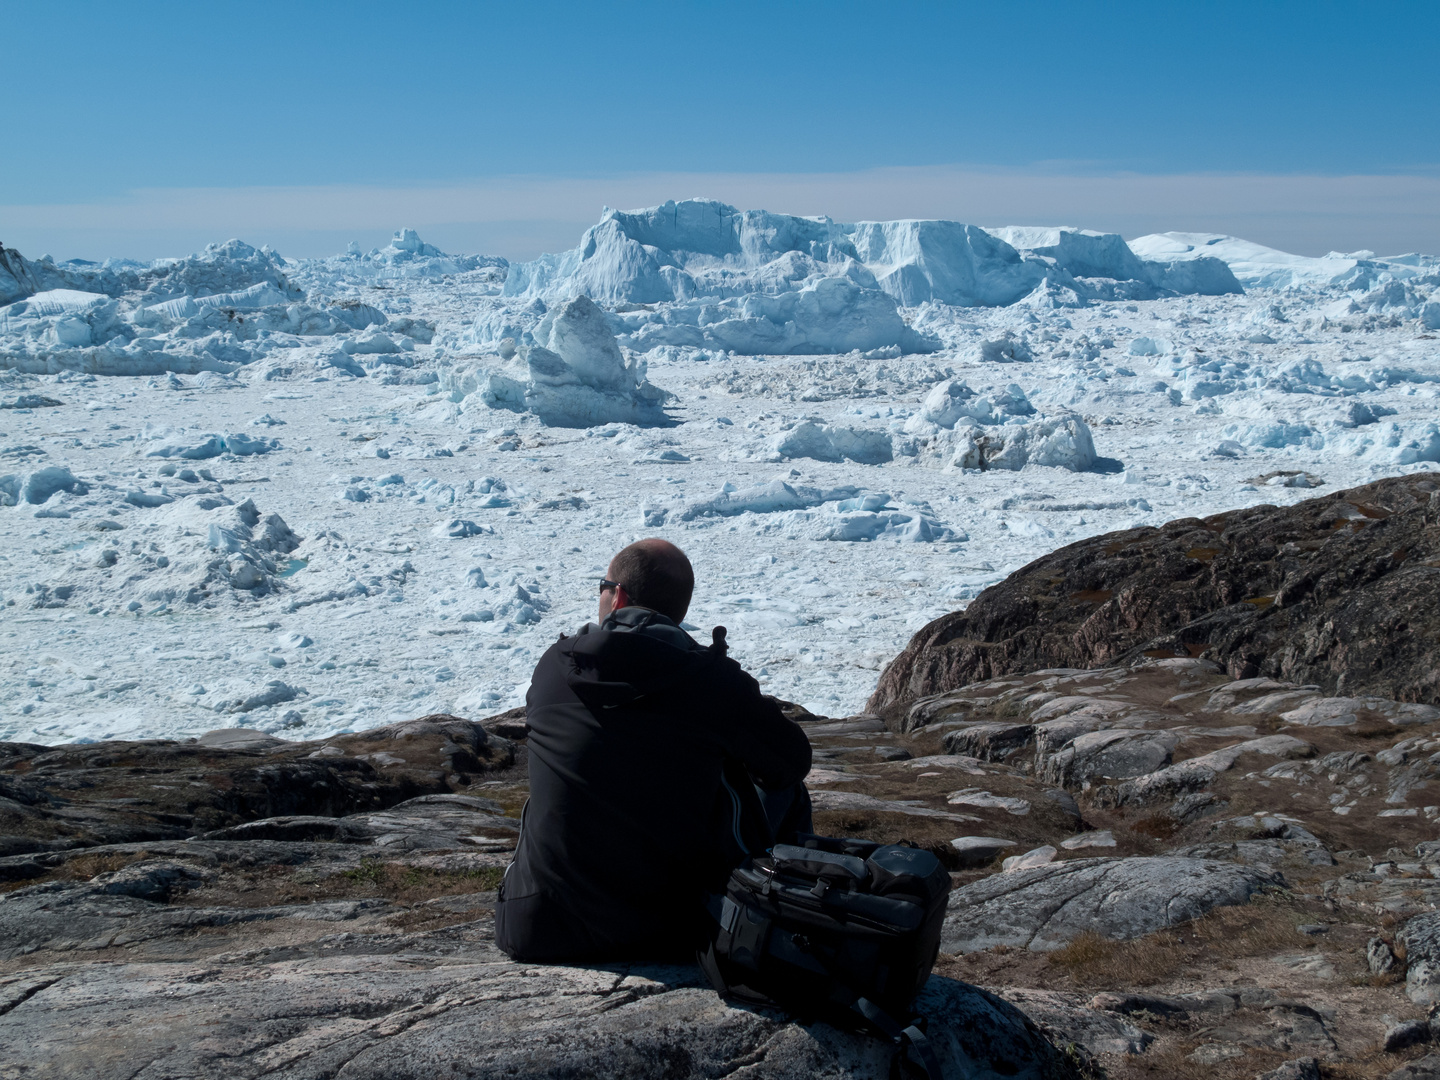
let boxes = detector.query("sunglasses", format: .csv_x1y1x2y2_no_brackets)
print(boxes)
598,578,621,594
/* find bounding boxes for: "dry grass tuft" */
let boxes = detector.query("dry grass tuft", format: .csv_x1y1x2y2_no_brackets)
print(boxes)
1049,932,1118,969
339,858,505,902
1129,814,1180,841
1105,1042,1293,1080
1042,893,1318,987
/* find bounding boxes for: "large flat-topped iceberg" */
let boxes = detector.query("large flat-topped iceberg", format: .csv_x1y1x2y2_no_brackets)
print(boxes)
1128,231,1440,291
846,220,1040,307
502,199,1243,317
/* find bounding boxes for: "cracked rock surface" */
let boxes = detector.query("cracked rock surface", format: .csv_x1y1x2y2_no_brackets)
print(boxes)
943,856,1285,953
0,865,1077,1080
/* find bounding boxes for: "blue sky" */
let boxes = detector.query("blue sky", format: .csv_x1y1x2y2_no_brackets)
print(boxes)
4,1,1437,260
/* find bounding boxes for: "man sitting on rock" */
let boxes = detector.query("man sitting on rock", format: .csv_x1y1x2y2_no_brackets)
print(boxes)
496,538,813,961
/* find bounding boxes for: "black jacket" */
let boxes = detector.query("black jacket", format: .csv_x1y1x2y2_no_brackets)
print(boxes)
495,607,812,961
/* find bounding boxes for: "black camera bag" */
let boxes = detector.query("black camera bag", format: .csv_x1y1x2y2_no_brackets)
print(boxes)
698,833,952,1079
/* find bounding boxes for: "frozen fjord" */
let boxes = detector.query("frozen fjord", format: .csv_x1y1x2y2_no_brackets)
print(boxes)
1,203,1438,745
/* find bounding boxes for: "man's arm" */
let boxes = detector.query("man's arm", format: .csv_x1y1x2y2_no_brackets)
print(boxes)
706,658,812,790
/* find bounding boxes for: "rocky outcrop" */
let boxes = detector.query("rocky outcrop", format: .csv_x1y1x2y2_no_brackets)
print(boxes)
869,474,1440,716
941,856,1285,952
0,853,1080,1080
1400,911,1440,1004
0,714,515,853
5,654,1440,1076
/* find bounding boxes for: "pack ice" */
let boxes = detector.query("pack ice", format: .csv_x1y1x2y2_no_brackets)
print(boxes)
1,201,1439,745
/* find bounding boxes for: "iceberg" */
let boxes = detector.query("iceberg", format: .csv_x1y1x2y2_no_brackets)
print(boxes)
290,227,508,288
1128,232,1440,291
920,415,1100,472
493,201,1242,358
903,377,1101,473
847,220,1040,307
464,296,671,428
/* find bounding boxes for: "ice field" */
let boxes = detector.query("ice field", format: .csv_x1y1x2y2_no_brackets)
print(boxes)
2,199,1438,744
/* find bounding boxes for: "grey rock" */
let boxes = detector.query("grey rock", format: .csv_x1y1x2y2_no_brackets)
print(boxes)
0,867,387,960
1401,912,1440,1003
198,793,519,851
197,727,287,750
1032,718,1106,781
1115,759,1217,807
800,715,888,737
0,943,1080,1080
808,789,983,824
1189,1042,1245,1064
951,836,1018,868
993,988,1152,1056
1039,729,1177,788
0,716,516,850
1389,1053,1440,1080
1284,697,1440,727
1385,1018,1433,1053
1369,935,1400,975
1042,788,1082,826
942,856,1284,952
903,689,992,732
942,723,1035,762
1116,735,1314,807
868,476,1440,715
1257,1058,1321,1080
1172,834,1330,869
1169,791,1226,824
1087,991,1188,1018
1266,1002,1339,1052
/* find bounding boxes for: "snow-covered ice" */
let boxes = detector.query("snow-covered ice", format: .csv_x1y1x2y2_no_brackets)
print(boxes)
1,204,1438,745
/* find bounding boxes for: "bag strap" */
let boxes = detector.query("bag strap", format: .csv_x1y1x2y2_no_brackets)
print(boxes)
696,938,731,998
851,996,945,1080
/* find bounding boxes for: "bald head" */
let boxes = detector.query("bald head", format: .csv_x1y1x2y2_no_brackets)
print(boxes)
603,538,694,623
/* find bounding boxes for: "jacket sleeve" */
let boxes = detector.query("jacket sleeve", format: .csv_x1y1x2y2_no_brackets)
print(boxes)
706,657,812,790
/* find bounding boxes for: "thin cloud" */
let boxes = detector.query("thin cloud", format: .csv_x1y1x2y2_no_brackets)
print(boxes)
4,166,1438,262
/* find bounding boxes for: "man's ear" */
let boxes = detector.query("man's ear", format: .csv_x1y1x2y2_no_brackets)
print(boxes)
611,584,632,612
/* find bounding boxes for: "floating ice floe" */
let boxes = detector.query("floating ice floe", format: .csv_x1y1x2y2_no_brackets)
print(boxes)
770,420,893,464
0,465,89,506
1216,418,1440,466
141,427,280,459
13,497,304,615
675,481,960,543
771,497,963,543
679,480,861,520
431,519,492,539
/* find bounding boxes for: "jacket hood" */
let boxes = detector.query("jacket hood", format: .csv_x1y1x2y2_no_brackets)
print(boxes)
557,608,719,709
